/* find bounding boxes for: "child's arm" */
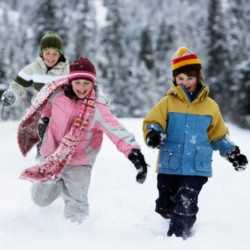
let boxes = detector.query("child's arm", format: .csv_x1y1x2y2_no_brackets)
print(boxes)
95,103,148,183
208,102,248,170
143,97,168,148
95,103,139,156
212,137,247,171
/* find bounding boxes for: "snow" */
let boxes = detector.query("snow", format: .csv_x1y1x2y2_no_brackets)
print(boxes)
0,119,249,250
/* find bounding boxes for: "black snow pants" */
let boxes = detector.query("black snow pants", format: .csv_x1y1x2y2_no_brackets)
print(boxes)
155,173,208,237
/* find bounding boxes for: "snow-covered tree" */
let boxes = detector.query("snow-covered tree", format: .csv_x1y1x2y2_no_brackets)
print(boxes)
139,28,154,71
226,0,250,127
72,0,97,60
154,21,175,92
98,0,131,115
31,0,60,49
0,0,250,123
205,0,229,111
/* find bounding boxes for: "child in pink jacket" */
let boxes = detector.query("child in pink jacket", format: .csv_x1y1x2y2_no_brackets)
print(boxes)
18,57,148,224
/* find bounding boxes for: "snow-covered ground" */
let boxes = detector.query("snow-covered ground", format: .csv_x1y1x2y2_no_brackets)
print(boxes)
0,119,249,250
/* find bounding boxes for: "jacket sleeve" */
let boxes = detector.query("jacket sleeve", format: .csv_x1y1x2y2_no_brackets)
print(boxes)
95,102,140,157
15,65,34,88
143,96,168,141
12,61,67,92
6,63,35,104
7,80,27,102
208,101,235,156
211,136,236,156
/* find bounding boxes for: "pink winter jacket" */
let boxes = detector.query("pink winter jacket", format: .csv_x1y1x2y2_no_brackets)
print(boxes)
40,90,139,166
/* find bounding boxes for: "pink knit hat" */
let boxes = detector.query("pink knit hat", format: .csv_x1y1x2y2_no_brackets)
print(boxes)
69,57,96,84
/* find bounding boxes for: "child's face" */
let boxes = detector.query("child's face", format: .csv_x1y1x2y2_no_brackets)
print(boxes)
71,79,93,99
42,48,60,68
175,73,198,92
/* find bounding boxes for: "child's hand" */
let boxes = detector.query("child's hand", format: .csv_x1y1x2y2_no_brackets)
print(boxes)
38,117,50,139
136,165,147,184
146,130,162,148
227,146,248,171
1,90,16,106
128,148,148,184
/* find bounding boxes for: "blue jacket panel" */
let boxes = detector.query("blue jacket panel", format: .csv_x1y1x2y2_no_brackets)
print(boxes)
158,112,234,177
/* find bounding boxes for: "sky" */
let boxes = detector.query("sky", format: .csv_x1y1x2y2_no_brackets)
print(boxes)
0,119,249,250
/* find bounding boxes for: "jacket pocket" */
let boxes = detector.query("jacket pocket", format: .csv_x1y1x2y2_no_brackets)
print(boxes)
160,144,182,170
194,146,212,172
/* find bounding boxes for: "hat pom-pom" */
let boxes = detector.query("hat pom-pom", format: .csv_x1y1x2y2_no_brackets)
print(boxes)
176,47,189,57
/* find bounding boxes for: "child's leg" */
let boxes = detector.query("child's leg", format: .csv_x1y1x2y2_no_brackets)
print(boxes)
155,174,179,218
31,180,62,207
61,165,92,223
167,175,208,237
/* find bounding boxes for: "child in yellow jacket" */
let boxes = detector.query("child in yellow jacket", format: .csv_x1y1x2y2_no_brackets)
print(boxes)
143,47,248,238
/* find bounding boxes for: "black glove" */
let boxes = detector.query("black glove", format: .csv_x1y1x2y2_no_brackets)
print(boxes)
146,130,161,148
38,117,50,140
1,91,16,106
227,146,248,171
128,148,148,184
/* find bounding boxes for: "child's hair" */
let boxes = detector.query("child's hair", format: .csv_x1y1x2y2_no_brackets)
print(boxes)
173,65,204,86
64,84,78,100
64,83,97,100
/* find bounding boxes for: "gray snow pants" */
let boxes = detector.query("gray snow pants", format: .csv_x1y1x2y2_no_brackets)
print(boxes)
31,165,92,223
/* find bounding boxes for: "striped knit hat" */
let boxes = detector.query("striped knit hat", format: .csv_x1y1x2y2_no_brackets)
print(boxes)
69,57,96,84
171,47,202,76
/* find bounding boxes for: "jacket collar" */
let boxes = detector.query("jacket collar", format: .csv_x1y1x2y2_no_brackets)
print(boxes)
36,56,68,72
167,81,209,104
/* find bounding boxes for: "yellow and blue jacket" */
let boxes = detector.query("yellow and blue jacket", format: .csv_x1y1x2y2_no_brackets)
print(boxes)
143,83,235,177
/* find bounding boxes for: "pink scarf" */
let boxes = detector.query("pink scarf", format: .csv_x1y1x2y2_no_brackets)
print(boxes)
18,78,96,182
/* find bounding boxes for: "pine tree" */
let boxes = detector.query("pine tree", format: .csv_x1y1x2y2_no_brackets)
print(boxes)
0,47,7,98
72,0,97,60
99,0,130,116
155,21,175,92
226,0,250,127
53,0,71,48
233,58,250,127
3,0,250,121
206,0,229,112
32,0,60,49
139,28,154,70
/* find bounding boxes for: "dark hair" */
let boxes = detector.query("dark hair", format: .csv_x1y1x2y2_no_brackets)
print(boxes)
63,84,78,100
173,64,204,85
63,83,97,100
